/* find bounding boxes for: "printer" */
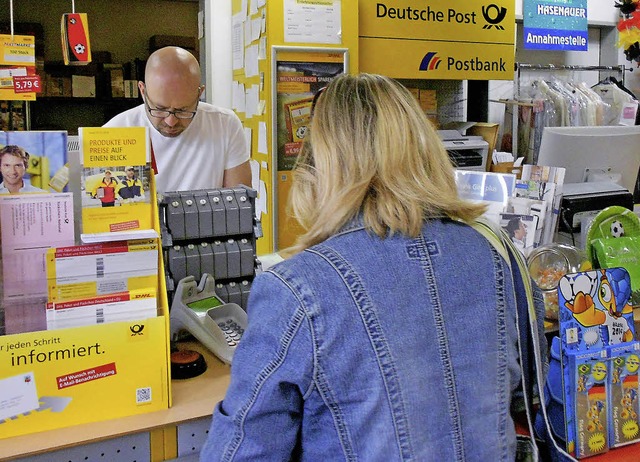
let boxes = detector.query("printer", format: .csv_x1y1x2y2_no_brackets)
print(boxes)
438,130,489,171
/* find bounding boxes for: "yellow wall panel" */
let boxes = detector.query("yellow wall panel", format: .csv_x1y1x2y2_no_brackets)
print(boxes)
358,0,515,80
232,0,359,253
359,37,515,80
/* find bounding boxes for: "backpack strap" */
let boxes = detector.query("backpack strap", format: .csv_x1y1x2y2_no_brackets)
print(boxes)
471,220,538,455
471,219,576,461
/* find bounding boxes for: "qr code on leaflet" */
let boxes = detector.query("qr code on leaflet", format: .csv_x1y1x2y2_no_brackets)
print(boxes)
136,387,152,404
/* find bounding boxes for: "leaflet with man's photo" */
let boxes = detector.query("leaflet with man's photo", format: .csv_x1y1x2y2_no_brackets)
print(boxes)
79,126,152,236
514,178,557,244
507,195,547,247
500,213,539,257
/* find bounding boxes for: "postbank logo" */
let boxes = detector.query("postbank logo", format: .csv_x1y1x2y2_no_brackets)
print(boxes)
419,52,507,74
419,52,441,71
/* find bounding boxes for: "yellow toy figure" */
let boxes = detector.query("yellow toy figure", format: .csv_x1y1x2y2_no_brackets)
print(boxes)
621,388,639,420
587,400,605,432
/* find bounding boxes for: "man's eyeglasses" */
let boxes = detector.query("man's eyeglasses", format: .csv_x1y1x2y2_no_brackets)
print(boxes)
144,94,199,120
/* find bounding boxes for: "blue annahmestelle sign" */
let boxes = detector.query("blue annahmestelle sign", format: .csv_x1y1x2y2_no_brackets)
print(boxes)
523,0,588,51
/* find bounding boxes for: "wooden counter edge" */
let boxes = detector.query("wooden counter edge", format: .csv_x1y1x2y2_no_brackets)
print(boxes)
0,342,229,461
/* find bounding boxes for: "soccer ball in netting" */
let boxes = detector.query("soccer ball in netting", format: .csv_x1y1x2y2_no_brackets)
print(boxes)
610,220,625,238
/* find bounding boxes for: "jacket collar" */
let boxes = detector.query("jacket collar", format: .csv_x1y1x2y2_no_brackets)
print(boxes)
332,213,366,239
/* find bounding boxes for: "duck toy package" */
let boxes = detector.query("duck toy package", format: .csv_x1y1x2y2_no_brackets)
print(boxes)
557,267,639,458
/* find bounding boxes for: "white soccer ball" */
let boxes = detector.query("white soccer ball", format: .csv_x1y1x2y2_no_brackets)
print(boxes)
610,220,625,238
74,43,86,55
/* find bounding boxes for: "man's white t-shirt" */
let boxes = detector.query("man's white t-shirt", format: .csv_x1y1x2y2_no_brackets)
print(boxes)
0,181,46,193
104,102,248,193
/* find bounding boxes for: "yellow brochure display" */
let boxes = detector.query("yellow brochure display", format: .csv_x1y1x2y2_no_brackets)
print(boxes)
0,175,171,440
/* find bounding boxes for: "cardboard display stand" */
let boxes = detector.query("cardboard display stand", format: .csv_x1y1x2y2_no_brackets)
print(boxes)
0,176,171,440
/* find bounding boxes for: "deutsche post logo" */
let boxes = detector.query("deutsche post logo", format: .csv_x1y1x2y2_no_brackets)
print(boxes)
482,4,507,30
130,324,145,336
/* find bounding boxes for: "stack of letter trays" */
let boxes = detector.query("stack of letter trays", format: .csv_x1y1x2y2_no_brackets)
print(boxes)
159,186,260,310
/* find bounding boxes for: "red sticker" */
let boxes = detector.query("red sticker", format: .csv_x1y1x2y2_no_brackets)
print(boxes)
13,75,42,93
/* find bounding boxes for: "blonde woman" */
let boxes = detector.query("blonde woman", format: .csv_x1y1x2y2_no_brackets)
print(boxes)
202,74,533,461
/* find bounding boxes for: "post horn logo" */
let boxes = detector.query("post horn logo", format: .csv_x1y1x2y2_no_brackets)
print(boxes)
130,324,145,336
482,4,507,30
419,52,442,71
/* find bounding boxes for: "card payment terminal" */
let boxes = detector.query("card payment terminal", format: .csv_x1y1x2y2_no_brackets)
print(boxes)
170,273,248,365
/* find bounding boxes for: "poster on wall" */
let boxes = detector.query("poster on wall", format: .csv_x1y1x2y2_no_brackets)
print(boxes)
273,48,347,250
523,0,588,51
275,51,346,171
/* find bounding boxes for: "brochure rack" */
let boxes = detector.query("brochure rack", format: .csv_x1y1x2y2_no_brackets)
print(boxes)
0,175,171,440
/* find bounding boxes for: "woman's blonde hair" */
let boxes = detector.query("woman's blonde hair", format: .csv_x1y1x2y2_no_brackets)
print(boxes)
287,73,486,254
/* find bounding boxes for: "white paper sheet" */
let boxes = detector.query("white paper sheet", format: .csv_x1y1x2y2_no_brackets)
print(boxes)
0,372,39,421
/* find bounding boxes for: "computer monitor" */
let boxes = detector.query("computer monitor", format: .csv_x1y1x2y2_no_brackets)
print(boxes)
536,125,640,192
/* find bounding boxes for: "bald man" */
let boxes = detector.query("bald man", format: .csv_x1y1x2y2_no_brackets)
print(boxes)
104,46,251,193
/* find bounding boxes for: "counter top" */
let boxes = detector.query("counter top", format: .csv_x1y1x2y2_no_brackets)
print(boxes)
4,313,640,460
0,341,230,461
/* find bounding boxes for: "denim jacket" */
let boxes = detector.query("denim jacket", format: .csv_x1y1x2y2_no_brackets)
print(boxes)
200,217,522,461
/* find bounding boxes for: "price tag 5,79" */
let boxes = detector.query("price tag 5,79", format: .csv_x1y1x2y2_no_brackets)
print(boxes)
13,75,42,93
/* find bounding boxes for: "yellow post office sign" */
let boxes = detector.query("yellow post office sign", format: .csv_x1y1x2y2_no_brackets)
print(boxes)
0,34,35,67
359,0,516,80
